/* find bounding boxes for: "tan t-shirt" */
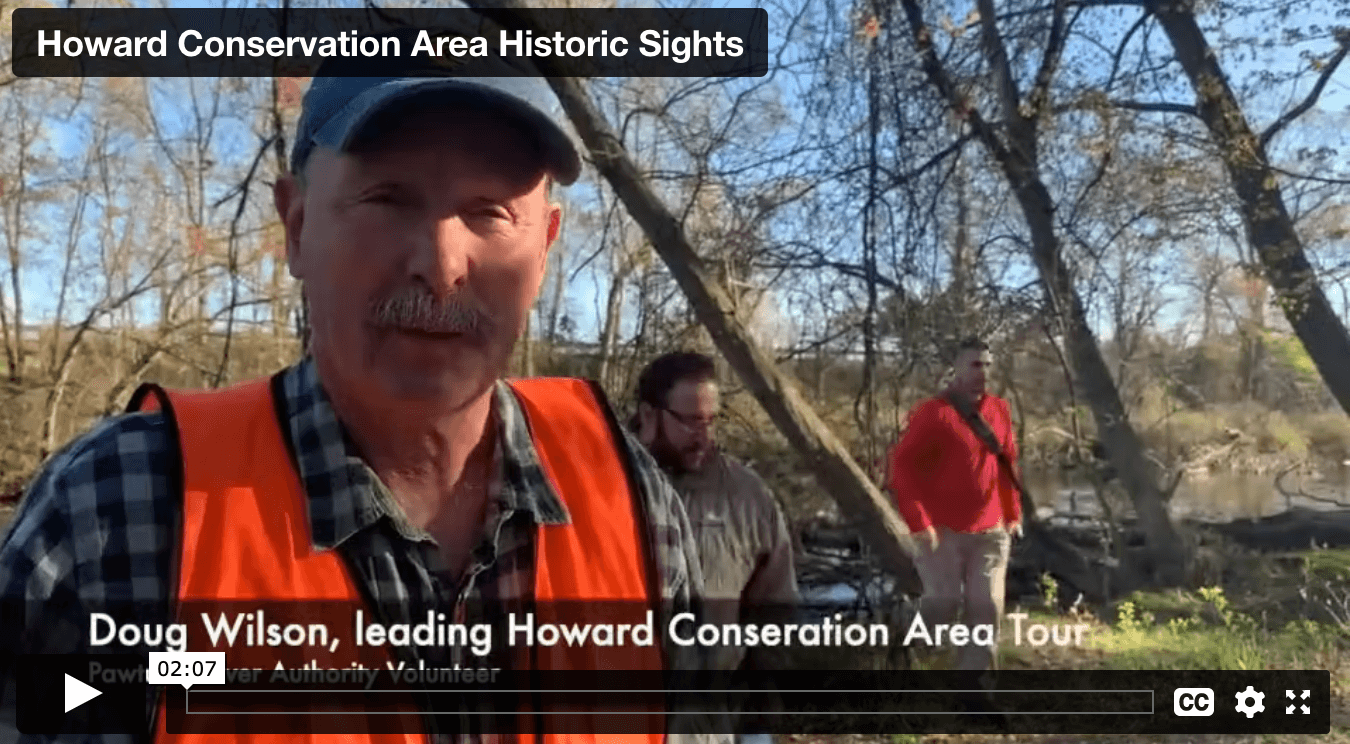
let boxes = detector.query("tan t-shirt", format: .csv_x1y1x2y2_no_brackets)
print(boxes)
670,451,799,670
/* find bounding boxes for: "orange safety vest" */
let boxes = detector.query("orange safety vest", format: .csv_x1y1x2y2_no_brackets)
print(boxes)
132,374,666,744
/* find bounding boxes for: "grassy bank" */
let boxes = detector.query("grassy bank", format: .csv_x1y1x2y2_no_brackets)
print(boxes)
821,594,1350,743
792,551,1350,744
1007,552,1349,739
997,589,1346,679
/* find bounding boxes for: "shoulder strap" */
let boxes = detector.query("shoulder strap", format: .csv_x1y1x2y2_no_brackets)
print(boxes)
943,392,1029,499
126,383,185,506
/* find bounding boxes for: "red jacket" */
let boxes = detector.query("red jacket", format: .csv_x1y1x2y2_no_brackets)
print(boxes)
887,393,1022,533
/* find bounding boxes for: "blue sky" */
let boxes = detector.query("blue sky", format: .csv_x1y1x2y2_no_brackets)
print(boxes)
8,0,1349,353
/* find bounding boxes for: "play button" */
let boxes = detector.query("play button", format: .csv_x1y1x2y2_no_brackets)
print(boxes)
64,674,102,713
17,654,149,734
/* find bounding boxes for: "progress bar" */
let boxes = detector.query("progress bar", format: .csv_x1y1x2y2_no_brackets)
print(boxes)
185,688,1155,715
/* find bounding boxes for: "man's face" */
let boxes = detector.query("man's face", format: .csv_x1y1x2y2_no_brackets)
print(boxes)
651,378,719,475
277,107,561,408
952,347,993,396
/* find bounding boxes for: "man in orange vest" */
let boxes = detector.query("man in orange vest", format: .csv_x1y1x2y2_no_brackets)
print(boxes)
0,50,714,743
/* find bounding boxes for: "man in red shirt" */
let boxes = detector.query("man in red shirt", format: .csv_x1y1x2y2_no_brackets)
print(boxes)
887,337,1022,671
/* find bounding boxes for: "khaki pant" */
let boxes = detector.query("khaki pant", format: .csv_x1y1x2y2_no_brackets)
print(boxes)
912,526,1011,671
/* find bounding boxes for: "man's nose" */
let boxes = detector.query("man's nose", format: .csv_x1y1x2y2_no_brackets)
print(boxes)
408,217,472,295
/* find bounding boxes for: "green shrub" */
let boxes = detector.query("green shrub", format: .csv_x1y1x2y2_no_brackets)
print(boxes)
1303,411,1350,462
1259,411,1308,457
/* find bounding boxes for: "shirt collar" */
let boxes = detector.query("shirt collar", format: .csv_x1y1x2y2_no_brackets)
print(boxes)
275,358,570,550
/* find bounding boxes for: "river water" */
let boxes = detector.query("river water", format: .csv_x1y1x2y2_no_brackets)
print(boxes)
799,463,1350,613
1021,463,1350,523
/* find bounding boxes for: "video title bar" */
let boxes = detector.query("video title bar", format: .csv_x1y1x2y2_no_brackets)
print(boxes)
11,8,769,78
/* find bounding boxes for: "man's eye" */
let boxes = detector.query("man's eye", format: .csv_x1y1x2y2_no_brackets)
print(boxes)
354,186,416,206
472,206,511,219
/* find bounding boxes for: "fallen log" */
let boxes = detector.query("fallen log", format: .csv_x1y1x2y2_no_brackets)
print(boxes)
800,525,863,555
1018,518,1112,604
799,506,1350,614
798,495,1115,604
1191,508,1350,551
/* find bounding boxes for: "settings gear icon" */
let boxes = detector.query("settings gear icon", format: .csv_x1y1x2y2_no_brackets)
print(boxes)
1235,686,1266,718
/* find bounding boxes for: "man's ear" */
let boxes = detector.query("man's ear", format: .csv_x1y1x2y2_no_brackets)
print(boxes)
274,174,306,279
637,402,659,448
541,203,563,269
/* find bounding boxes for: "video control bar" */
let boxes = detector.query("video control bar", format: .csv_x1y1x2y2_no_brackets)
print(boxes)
14,656,1331,736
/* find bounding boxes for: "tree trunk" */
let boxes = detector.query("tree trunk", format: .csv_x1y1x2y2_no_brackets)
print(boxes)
272,256,287,338
950,159,977,333
857,37,881,481
546,241,567,343
521,310,535,377
466,0,921,593
0,276,11,383
1238,278,1268,401
1201,275,1216,341
814,345,826,401
5,114,29,383
41,359,73,457
1007,108,1187,589
1148,0,1350,416
596,260,630,391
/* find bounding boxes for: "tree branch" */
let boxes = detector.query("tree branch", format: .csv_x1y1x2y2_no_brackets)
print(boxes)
1028,0,1074,118
1066,144,1113,226
211,132,276,389
896,0,1017,171
1104,12,1152,95
976,0,1023,120
762,252,903,292
884,133,975,190
1269,165,1350,186
1260,30,1350,149
1109,99,1198,116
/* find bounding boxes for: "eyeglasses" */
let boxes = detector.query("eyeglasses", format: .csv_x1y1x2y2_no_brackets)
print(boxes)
660,407,721,432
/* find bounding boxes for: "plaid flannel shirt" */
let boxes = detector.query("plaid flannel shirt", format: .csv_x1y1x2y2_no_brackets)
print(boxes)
0,358,709,743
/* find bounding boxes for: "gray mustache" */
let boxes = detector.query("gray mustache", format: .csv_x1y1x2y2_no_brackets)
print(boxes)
370,290,491,334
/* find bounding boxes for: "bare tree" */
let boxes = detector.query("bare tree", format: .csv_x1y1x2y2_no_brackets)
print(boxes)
1143,2,1350,416
894,0,1190,584
0,83,44,384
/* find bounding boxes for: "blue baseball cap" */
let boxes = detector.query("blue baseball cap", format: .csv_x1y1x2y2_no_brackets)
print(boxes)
290,35,582,185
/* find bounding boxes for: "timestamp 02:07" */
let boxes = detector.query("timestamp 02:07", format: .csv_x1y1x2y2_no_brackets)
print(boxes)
157,659,216,677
